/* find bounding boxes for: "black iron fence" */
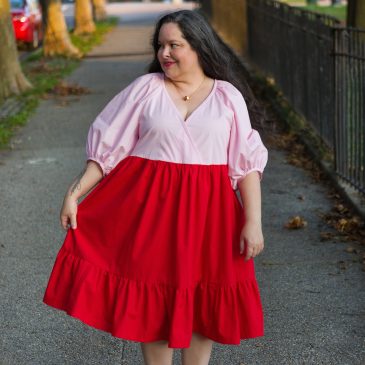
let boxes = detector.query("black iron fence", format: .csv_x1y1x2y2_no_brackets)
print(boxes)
246,0,365,195
247,0,339,148
334,27,365,193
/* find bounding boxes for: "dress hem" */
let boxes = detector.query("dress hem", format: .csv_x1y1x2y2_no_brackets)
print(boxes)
42,299,265,349
43,246,264,348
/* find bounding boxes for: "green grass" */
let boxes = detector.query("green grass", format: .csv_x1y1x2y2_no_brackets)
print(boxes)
280,0,306,4
0,17,118,148
70,17,118,54
278,1,347,22
299,5,347,21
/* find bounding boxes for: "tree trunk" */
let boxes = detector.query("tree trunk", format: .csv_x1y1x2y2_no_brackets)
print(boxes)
43,0,82,58
0,0,32,101
347,0,365,29
92,0,107,21
74,0,96,35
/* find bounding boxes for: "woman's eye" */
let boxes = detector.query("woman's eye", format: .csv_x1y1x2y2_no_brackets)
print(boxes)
157,43,178,50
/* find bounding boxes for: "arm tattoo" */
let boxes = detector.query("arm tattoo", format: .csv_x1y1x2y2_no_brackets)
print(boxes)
70,167,87,195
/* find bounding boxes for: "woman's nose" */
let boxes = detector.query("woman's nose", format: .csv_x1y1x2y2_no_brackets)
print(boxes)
161,46,171,58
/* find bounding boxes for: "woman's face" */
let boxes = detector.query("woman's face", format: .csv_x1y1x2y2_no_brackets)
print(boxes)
157,22,201,79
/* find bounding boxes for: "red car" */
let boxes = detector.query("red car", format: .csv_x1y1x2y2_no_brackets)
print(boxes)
10,0,43,50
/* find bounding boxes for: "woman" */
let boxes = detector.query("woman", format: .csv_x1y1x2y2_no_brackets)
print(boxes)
43,9,268,365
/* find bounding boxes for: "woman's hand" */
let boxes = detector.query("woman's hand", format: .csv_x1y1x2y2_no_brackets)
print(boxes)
58,161,104,231
60,196,78,230
239,219,264,261
237,171,264,261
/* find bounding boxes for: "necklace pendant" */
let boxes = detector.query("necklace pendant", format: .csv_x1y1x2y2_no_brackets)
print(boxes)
183,95,190,101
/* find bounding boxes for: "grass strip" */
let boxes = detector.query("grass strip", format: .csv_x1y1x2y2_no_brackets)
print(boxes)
0,17,118,149
299,5,347,21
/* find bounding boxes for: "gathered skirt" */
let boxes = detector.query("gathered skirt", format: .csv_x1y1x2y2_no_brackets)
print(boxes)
42,155,264,348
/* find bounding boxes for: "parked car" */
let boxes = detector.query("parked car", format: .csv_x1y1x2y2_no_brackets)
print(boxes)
10,0,43,50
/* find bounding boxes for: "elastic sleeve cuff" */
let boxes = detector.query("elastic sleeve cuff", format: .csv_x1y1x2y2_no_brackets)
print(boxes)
86,157,110,177
231,169,264,190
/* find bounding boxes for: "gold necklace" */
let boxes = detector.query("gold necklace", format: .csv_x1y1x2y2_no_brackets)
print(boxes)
174,76,206,102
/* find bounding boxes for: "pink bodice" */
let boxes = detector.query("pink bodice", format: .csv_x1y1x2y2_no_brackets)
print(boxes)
86,72,268,190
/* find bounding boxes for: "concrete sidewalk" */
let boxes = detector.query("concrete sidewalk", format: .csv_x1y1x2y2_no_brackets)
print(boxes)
0,4,364,365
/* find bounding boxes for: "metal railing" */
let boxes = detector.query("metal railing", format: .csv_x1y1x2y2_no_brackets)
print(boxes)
198,0,365,195
246,0,365,195
334,27,365,193
247,0,340,149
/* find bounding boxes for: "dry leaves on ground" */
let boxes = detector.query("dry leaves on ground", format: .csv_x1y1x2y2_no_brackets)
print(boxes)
318,194,365,270
319,199,365,243
284,215,308,229
49,81,91,96
30,62,55,74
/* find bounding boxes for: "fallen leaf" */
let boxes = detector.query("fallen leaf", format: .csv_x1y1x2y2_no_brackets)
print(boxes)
261,261,281,266
335,203,348,214
284,216,308,229
337,260,347,270
266,77,275,86
320,232,335,241
49,81,90,96
345,246,356,253
30,62,53,73
335,216,362,233
286,157,303,167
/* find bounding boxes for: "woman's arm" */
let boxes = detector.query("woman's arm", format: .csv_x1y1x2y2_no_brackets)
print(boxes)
67,160,104,200
60,160,103,230
237,171,264,261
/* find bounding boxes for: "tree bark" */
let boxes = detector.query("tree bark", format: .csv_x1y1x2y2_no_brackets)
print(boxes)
347,0,365,29
74,0,96,35
43,0,82,58
0,0,32,101
92,0,107,21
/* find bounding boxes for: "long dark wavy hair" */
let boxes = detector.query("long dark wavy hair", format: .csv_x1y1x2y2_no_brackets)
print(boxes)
147,10,266,132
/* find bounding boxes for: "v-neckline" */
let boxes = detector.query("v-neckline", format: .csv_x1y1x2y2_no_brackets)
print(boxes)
161,73,217,123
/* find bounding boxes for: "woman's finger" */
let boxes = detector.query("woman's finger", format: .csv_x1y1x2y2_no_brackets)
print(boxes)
253,244,259,258
70,213,77,229
254,241,264,257
240,238,245,255
244,240,263,260
244,244,253,261
60,215,69,230
251,245,257,259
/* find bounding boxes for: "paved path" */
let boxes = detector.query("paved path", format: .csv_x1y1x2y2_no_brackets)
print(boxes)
0,3,364,365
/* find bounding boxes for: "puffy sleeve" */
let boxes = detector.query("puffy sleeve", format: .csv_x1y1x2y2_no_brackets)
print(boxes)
86,74,152,176
227,85,268,191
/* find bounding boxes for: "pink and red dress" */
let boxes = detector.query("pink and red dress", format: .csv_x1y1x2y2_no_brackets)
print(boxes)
42,72,269,348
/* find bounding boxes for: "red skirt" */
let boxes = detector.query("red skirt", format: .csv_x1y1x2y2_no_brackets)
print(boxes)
42,155,264,348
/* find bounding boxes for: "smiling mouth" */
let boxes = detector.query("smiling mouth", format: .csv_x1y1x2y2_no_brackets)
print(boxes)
163,62,176,67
